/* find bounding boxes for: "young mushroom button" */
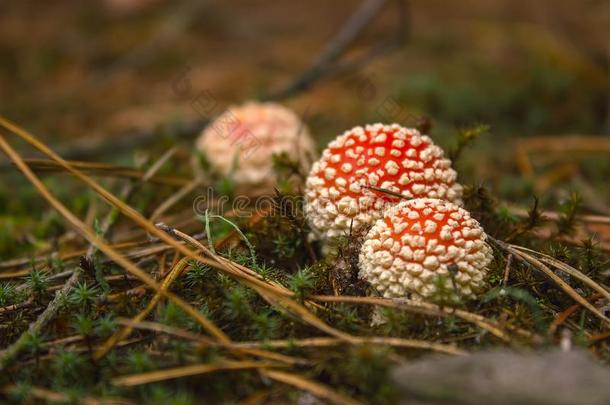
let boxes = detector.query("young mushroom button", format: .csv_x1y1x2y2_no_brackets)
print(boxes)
358,198,493,301
305,123,462,242
196,101,316,195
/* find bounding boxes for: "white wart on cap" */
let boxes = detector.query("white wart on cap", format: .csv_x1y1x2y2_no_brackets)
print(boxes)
304,123,462,241
359,198,493,301
196,102,315,194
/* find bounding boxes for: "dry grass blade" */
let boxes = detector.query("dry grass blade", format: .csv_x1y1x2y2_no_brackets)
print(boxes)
506,204,610,226
0,270,30,279
19,158,191,187
262,370,362,405
95,256,192,359
0,134,230,350
116,318,206,341
516,135,610,155
511,245,610,301
312,295,533,342
0,240,147,271
267,0,389,100
112,361,276,387
157,223,356,342
160,223,328,315
589,331,610,344
548,303,581,335
0,144,167,367
0,139,86,369
155,223,293,296
233,336,466,355
100,258,306,365
258,291,357,342
241,390,271,405
149,179,201,221
494,241,610,326
116,318,309,366
115,316,462,359
0,384,134,405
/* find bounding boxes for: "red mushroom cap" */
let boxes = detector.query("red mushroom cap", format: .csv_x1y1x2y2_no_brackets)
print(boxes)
359,198,493,300
305,123,462,241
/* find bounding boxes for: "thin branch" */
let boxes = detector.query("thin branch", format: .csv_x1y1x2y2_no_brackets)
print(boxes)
0,0,406,167
266,0,391,99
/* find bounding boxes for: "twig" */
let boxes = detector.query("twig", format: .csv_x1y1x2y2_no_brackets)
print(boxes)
266,0,390,99
332,0,409,75
0,298,33,314
515,135,610,155
203,210,216,254
362,184,410,200
0,1,405,167
91,1,211,87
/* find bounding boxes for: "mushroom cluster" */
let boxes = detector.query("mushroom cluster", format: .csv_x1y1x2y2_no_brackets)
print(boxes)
197,102,315,195
195,111,493,302
304,123,462,241
358,198,493,301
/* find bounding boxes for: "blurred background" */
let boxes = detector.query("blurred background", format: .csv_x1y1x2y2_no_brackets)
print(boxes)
1,0,609,254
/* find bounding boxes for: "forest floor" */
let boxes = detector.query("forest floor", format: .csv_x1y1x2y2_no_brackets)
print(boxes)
0,1,609,403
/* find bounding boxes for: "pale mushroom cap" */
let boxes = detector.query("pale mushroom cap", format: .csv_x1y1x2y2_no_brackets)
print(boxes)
304,123,463,241
196,102,315,193
358,198,493,301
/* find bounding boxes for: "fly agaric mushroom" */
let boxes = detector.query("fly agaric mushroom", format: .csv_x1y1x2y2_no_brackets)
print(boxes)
304,123,462,241
359,198,493,301
196,102,315,194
